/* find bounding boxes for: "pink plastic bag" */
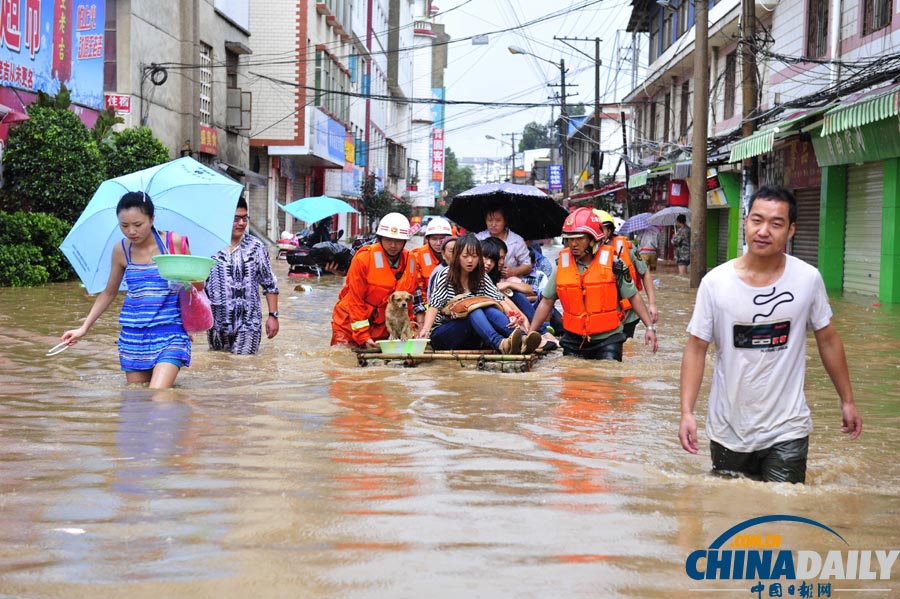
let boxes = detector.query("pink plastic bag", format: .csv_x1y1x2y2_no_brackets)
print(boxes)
179,286,214,332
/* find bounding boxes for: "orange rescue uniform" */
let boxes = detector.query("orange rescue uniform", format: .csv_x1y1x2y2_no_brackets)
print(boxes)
331,243,417,346
608,234,643,312
555,246,623,338
409,244,441,306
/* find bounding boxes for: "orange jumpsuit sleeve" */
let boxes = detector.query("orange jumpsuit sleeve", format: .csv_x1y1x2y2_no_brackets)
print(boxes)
343,249,376,346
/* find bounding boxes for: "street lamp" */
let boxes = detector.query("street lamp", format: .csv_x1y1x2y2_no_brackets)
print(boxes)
485,134,516,182
508,46,569,201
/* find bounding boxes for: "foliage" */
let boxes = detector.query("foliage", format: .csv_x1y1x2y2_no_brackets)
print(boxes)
359,174,412,232
100,126,170,179
568,104,587,117
34,83,72,110
1,104,104,224
441,148,475,203
519,121,552,151
0,211,74,287
91,107,125,145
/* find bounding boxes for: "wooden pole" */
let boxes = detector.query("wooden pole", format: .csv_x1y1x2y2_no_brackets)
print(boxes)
689,0,709,287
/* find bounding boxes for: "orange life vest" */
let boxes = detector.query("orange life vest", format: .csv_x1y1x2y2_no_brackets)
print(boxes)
410,244,441,304
607,235,643,312
331,243,417,345
556,247,622,337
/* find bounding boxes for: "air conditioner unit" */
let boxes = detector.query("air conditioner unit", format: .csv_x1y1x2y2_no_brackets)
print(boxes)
656,0,676,11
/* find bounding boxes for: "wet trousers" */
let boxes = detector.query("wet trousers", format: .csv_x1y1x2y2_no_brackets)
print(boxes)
710,437,809,484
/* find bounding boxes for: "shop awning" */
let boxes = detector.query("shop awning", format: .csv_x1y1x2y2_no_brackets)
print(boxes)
628,169,649,188
569,182,626,202
821,82,900,136
728,106,830,162
216,161,268,187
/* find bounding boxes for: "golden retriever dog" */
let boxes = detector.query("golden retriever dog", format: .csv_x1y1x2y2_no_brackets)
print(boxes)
385,291,414,340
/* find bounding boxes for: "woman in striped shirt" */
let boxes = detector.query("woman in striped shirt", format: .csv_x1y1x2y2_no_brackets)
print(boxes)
60,192,196,389
417,234,538,354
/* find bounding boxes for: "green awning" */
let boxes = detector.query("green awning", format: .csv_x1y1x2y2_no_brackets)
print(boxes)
728,106,832,162
729,129,775,163
628,169,649,188
822,83,900,136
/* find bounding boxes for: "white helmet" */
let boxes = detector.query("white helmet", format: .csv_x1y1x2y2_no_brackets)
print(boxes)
376,212,411,240
423,217,453,237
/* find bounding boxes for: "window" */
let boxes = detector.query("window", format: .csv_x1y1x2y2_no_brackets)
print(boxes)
314,50,351,123
662,10,673,52
103,0,116,91
199,43,212,126
863,0,892,35
677,0,690,36
723,51,737,120
806,0,829,57
649,15,660,61
649,102,657,145
680,81,690,138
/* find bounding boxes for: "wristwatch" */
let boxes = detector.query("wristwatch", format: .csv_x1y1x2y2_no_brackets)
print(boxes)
646,325,656,331
269,311,279,319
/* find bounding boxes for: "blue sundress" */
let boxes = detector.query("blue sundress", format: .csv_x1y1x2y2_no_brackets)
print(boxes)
117,230,191,371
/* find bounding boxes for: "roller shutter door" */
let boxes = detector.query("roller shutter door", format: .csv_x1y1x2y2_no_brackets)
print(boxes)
716,208,729,266
844,162,883,297
790,188,820,267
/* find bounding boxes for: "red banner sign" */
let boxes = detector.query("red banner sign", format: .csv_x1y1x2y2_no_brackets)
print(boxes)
431,128,444,182
199,125,219,155
105,94,131,113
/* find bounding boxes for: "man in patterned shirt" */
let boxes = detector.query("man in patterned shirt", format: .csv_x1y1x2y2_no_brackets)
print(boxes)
206,197,280,354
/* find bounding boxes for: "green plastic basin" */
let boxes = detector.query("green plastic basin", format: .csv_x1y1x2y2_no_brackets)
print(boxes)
376,339,429,355
152,254,216,283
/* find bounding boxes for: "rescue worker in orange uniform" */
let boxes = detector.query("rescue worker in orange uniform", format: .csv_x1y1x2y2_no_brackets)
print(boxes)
528,207,658,361
594,209,659,339
331,213,417,348
410,217,453,328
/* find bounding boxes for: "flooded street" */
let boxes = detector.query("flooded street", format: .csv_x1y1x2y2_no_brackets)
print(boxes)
1,249,898,598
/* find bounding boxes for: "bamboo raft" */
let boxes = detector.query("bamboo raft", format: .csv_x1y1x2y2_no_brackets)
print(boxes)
353,347,547,372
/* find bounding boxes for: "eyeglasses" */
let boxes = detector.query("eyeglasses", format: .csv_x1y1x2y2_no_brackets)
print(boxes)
233,215,249,223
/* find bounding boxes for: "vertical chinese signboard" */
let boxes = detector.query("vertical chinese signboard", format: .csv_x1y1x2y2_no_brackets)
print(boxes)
199,124,218,155
0,1,105,109
431,128,444,182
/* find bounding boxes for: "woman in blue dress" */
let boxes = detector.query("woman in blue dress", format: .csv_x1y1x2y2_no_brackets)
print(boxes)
61,192,195,389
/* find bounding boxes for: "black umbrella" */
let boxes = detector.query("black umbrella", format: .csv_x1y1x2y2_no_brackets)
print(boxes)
446,182,568,240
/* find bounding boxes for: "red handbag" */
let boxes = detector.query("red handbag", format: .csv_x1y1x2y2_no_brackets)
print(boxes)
166,231,214,333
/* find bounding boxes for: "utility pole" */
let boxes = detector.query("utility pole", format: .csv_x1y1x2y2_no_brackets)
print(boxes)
556,36,604,192
741,0,759,200
594,37,601,192
560,58,569,202
689,0,709,287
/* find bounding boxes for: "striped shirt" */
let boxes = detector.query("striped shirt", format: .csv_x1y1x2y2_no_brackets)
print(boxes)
428,268,506,329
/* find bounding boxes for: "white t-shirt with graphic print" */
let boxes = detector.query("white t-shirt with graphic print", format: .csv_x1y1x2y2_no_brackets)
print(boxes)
686,255,833,452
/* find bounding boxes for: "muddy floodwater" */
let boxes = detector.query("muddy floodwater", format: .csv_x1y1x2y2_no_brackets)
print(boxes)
1,250,898,598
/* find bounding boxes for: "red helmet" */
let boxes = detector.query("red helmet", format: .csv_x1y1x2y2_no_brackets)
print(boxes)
561,207,603,241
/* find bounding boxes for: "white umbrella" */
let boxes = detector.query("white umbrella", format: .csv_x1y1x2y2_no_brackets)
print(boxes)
647,206,691,227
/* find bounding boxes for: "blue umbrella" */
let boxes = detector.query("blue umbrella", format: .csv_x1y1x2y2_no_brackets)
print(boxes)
60,157,244,294
618,212,657,236
279,195,358,223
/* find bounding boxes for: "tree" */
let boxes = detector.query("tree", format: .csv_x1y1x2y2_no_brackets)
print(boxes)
359,174,412,233
1,103,104,224
519,121,552,151
568,104,587,117
100,126,171,179
441,148,474,204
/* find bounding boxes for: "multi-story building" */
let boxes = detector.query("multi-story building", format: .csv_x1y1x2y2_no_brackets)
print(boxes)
0,1,256,195
624,0,900,303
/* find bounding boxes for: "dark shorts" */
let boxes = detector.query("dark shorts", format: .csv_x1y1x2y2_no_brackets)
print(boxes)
677,258,690,266
560,331,625,361
710,437,809,484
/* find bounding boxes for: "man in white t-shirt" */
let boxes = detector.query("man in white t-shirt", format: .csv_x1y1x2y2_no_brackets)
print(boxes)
679,186,862,483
